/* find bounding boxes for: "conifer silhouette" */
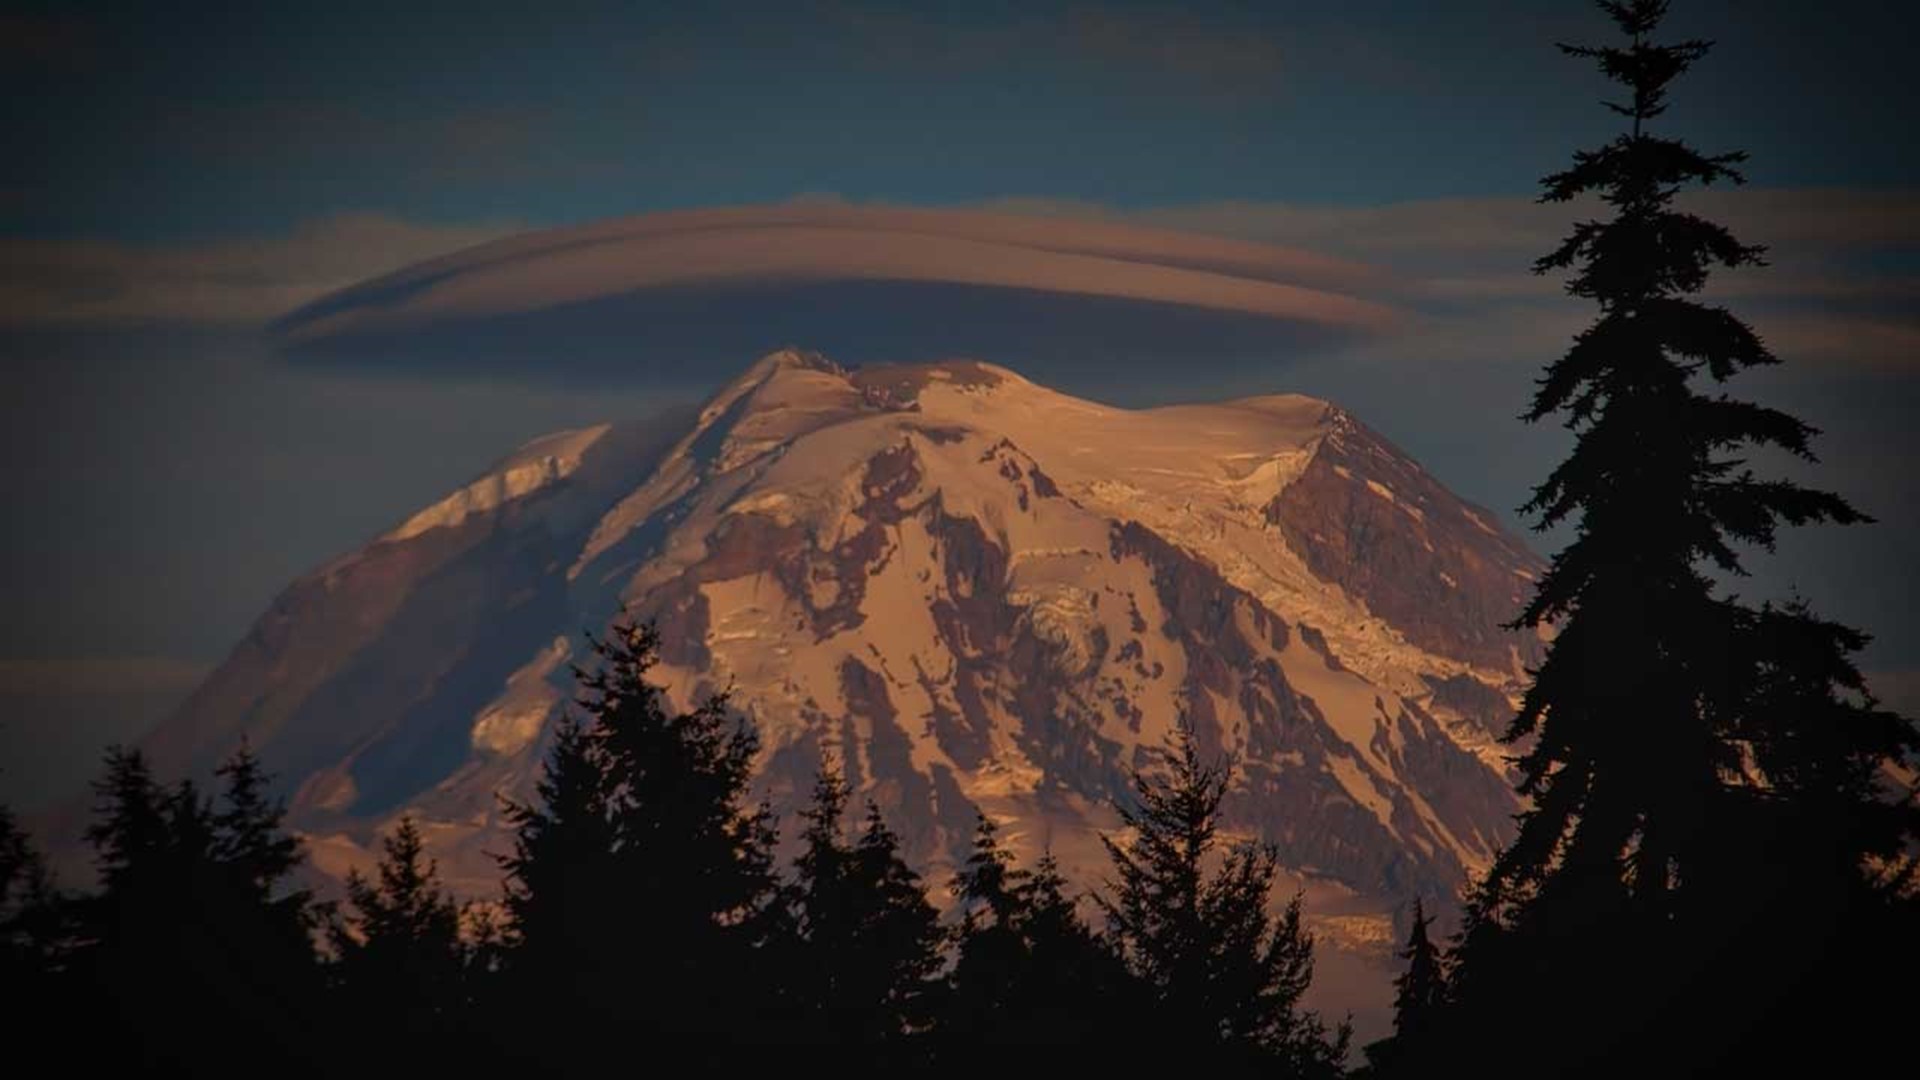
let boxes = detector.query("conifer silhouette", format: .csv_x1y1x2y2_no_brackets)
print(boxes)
1390,899,1444,1035
495,616,781,1067
783,759,945,1058
1438,2,1920,1072
1363,899,1446,1071
211,740,322,993
944,812,1033,1044
70,744,323,1078
943,813,1140,1063
0,802,43,917
329,816,470,1060
0,800,65,1045
1099,725,1349,1074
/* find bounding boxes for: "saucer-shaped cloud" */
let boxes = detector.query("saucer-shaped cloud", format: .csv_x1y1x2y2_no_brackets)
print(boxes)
276,204,1404,383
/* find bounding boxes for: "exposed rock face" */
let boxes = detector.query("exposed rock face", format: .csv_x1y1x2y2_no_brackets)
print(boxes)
146,351,1544,996
1263,410,1542,674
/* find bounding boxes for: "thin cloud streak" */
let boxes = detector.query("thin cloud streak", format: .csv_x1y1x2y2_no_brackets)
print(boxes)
982,187,1920,374
0,656,210,697
983,187,1920,259
0,214,520,326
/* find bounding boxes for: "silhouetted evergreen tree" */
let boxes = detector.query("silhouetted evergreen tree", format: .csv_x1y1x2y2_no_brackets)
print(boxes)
1437,2,1920,1073
328,816,469,1060
0,803,39,911
1099,726,1349,1075
211,740,323,994
850,802,946,1034
1363,899,1445,1071
68,744,323,1078
0,801,65,1033
944,812,1031,1043
782,760,944,1059
215,741,306,895
0,801,52,958
1391,899,1444,1033
1692,598,1920,1065
940,813,1140,1064
495,617,781,1067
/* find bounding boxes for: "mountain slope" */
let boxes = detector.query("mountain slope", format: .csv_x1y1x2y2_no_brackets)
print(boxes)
149,351,1542,957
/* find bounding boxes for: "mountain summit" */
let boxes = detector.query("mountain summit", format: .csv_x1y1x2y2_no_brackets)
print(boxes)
149,350,1543,960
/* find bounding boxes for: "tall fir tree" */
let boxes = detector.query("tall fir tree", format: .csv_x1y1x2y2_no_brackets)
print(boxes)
944,812,1032,1045
1363,899,1446,1072
1098,725,1348,1075
941,813,1140,1064
781,759,945,1059
498,711,609,955
1390,899,1445,1036
849,801,946,1037
0,802,42,917
495,617,782,1067
214,740,306,898
0,800,55,955
1445,2,1920,1072
328,816,471,1061
210,740,323,1004
0,800,65,1038
69,744,324,1078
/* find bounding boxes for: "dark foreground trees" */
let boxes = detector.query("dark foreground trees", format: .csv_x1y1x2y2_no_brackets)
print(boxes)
2,621,1356,1076
778,763,945,1055
63,743,325,1078
942,812,1134,1058
1101,727,1351,1076
1393,3,1920,1075
328,816,480,1063
0,799,62,1032
493,618,784,1067
1361,899,1444,1072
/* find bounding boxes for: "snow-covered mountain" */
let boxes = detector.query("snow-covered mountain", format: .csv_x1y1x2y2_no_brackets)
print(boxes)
148,349,1543,981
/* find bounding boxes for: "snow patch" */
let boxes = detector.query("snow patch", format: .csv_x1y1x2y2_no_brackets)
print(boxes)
470,637,571,757
1365,477,1426,523
388,425,609,541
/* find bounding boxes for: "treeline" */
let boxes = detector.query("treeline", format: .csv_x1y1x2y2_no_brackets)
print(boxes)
0,620,1352,1077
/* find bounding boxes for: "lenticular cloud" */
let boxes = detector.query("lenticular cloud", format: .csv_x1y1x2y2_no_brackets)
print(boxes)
273,203,1403,384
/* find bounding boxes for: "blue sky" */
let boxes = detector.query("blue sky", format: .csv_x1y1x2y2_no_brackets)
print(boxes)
1,0,1915,809
7,1,1915,240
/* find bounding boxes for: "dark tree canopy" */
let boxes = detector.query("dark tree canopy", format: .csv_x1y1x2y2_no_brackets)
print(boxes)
1498,0,1859,921
942,813,1136,1059
2,621,1365,1075
66,744,324,1077
1099,725,1349,1075
1434,3,1920,1074
0,800,62,1021
329,815,472,1056
1363,898,1447,1072
781,759,946,1056
495,617,782,1065
1390,899,1444,1034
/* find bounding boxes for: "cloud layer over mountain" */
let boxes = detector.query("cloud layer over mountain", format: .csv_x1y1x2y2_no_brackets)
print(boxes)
271,204,1402,382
